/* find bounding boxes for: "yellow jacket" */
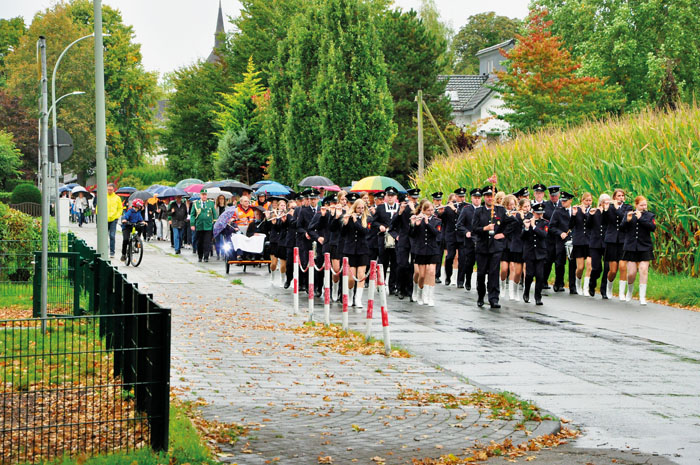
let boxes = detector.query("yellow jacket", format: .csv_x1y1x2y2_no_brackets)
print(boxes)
107,193,123,222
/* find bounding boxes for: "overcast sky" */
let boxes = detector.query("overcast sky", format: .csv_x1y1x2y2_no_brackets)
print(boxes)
1,0,529,76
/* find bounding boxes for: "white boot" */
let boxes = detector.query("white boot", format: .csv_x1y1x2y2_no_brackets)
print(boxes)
619,280,627,301
626,284,634,302
269,271,275,286
354,287,364,309
583,277,590,296
639,284,647,305
500,279,507,297
277,269,284,287
513,281,521,302
411,285,419,302
417,287,424,305
606,279,614,298
509,281,516,301
425,285,435,306
575,277,582,295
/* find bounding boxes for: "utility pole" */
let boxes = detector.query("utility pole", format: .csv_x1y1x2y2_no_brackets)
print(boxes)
417,89,424,179
94,0,109,258
38,36,49,332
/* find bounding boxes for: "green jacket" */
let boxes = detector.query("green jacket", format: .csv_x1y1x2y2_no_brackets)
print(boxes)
190,199,218,231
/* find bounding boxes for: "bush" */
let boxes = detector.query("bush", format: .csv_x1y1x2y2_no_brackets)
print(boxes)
119,165,175,185
10,182,41,204
0,192,11,204
420,103,700,276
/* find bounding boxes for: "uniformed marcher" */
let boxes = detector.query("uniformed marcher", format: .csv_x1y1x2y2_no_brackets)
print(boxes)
437,192,459,286
543,185,561,287
604,188,632,300
190,189,218,262
569,192,593,294
342,198,372,308
471,185,512,308
309,192,332,297
284,196,300,289
374,187,400,294
531,184,547,207
294,190,316,292
409,199,442,306
620,195,656,305
548,190,577,293
521,202,548,305
367,192,384,265
455,188,479,290
587,193,610,298
391,189,420,300
431,192,445,283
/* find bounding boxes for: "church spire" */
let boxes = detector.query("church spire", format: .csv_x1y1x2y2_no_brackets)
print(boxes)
207,0,225,63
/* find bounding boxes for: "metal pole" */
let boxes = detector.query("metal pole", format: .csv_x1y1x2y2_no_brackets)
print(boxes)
38,36,49,332
51,33,95,252
417,89,424,179
94,1,109,258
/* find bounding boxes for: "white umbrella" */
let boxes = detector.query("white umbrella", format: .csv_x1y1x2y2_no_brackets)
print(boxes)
70,185,93,199
206,187,233,200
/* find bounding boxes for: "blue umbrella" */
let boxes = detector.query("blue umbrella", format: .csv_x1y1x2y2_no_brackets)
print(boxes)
59,185,72,193
187,193,201,201
213,206,238,238
146,184,163,193
116,186,137,194
251,180,273,190
255,182,290,196
157,187,188,198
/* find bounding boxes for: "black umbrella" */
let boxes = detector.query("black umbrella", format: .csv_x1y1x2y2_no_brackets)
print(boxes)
116,186,137,195
157,187,188,198
299,176,334,187
202,181,222,189
128,190,155,203
218,180,253,194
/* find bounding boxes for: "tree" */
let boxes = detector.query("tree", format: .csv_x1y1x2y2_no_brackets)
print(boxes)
163,61,231,180
216,127,259,185
452,12,521,75
4,1,158,182
417,0,454,73
0,91,35,178
314,0,396,186
0,17,26,88
378,9,453,185
494,10,624,133
534,0,700,109
0,130,21,190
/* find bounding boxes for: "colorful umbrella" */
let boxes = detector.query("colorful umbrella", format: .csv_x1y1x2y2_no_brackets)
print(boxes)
213,206,238,238
350,176,406,194
255,182,290,196
175,178,204,189
183,183,204,193
314,184,341,192
299,176,334,187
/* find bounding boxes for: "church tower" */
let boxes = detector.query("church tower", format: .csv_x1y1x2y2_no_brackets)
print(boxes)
206,1,225,63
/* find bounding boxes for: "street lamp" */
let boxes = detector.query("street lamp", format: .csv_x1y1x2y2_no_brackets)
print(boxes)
51,33,109,250
48,91,85,118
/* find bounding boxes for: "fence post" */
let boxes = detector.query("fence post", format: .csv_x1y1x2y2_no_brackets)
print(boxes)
149,307,171,451
293,247,299,315
308,250,315,322
323,252,331,326
342,257,349,331
365,260,377,342
377,264,391,356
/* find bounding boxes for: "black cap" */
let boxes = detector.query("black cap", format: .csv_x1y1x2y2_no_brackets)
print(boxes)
322,194,336,206
532,202,546,213
398,193,407,202
309,188,321,199
470,188,482,197
548,185,561,195
375,192,385,199
453,187,467,196
431,191,443,200
560,191,575,201
532,183,546,192
347,192,360,202
519,187,529,197
384,186,399,195
481,185,494,196
407,188,421,198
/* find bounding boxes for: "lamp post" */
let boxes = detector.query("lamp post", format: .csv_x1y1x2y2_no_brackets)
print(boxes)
51,33,108,250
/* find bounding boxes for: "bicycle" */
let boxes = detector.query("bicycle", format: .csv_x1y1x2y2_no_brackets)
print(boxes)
124,222,146,267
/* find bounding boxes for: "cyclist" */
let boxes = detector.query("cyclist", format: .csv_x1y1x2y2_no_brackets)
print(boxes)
121,198,147,262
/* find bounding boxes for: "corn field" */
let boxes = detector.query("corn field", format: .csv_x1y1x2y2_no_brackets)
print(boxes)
418,104,700,276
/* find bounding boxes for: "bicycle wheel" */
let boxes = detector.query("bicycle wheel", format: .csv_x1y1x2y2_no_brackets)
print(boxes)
131,235,144,267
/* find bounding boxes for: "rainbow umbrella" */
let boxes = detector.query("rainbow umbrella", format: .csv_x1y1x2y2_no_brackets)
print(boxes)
350,176,406,194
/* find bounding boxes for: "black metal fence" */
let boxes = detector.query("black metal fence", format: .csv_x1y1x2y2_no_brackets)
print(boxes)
8,203,41,217
0,234,171,464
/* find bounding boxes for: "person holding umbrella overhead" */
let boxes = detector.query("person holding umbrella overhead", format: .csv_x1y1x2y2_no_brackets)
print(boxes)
190,189,218,262
74,191,89,227
168,195,188,254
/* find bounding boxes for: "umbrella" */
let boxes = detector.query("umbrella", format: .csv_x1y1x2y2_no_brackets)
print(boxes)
64,183,79,189
255,182,290,196
146,184,163,193
299,176,334,187
175,178,204,189
128,190,156,203
157,187,188,198
213,206,238,238
183,183,204,193
59,185,72,193
202,180,222,189
350,176,406,194
218,180,252,194
251,180,273,190
314,184,341,192
116,186,137,195
70,185,93,199
207,187,233,200
187,193,201,201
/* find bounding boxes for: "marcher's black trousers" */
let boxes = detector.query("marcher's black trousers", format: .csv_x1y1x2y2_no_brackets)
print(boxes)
395,246,412,295
443,241,457,281
524,258,545,301
380,246,398,293
476,251,502,303
457,242,475,287
196,229,213,260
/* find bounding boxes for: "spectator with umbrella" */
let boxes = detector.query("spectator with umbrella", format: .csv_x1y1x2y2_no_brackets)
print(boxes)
168,195,188,254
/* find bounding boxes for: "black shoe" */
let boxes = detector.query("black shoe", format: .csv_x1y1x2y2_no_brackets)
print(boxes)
569,289,578,295
490,301,501,309
465,283,471,291
589,289,595,297
477,299,484,307
553,285,565,292
444,279,451,286
435,278,442,284
300,286,307,294
535,299,543,305
523,293,530,303
602,294,608,300
315,289,322,298
176,250,181,255
198,258,202,262
397,292,405,300
284,280,291,289
543,284,551,290
204,258,209,263
456,281,463,288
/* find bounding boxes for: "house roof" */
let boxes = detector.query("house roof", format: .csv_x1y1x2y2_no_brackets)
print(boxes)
438,74,489,112
475,38,515,57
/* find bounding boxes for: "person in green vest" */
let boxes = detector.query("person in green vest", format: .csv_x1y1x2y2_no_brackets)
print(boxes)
190,189,218,262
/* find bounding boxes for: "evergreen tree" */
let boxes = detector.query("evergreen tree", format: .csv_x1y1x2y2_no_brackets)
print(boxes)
216,127,259,185
314,0,396,186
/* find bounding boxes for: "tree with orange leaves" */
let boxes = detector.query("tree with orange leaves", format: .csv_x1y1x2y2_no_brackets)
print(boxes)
494,9,623,134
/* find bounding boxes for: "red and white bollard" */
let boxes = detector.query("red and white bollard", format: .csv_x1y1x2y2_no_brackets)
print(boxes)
377,264,391,356
323,252,331,326
293,247,299,315
308,250,315,322
365,260,377,342
341,257,349,331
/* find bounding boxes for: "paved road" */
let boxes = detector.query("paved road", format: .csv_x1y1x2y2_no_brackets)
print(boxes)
69,225,696,463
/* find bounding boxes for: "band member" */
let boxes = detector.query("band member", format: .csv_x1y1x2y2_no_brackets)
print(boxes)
309,194,333,297
472,185,512,308
620,196,655,305
284,196,299,289
604,188,632,300
506,197,530,301
409,200,442,306
522,202,548,305
374,187,400,295
586,194,610,298
367,192,384,265
531,184,546,206
431,192,444,283
267,199,288,286
570,192,593,294
329,191,348,300
342,199,372,308
391,189,420,300
456,188,479,291
543,185,561,288
500,194,518,297
437,193,459,286
549,190,576,293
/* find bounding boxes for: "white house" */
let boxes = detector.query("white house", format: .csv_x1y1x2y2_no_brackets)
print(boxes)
439,39,514,140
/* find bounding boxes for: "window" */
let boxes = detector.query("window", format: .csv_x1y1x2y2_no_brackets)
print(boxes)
446,90,459,102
